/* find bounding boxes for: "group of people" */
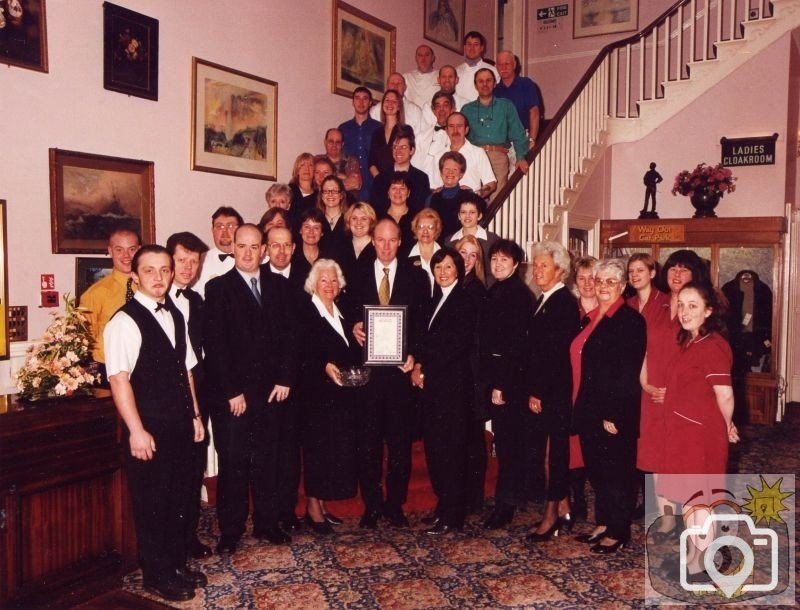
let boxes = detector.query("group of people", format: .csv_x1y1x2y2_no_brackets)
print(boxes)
81,31,739,605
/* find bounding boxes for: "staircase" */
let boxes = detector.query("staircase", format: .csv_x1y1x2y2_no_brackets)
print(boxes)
484,0,800,251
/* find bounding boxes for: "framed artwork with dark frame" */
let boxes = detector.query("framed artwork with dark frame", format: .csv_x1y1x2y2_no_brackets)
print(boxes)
423,0,465,54
49,148,155,254
0,0,48,72
75,257,113,303
191,57,278,180
574,0,638,39
103,2,159,100
0,200,9,360
331,0,395,100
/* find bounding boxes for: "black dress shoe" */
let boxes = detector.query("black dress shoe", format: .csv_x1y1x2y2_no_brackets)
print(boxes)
421,514,440,526
175,565,208,588
525,520,562,542
215,536,239,554
254,525,291,545
189,538,212,559
280,514,302,532
323,511,344,525
143,576,195,602
590,538,627,554
384,508,409,528
425,522,462,535
483,506,515,529
305,514,334,536
359,509,381,529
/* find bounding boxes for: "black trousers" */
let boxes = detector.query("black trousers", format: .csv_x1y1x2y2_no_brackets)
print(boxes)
491,397,537,508
126,417,193,583
279,397,301,519
356,367,414,512
185,413,208,548
464,420,488,508
581,430,637,541
422,398,470,526
212,398,294,537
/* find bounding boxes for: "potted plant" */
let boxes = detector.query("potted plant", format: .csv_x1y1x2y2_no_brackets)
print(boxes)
671,162,736,218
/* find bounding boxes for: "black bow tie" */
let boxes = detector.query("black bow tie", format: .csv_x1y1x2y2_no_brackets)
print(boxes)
175,288,186,299
155,301,171,313
218,253,232,262
434,125,445,131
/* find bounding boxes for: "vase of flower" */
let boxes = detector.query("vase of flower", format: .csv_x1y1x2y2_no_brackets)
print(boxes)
672,162,736,218
689,191,721,218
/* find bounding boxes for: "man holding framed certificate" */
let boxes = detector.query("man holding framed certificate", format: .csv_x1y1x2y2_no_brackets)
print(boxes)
350,219,430,529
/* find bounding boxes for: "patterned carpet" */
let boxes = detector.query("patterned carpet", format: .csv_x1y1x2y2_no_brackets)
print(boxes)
124,406,799,609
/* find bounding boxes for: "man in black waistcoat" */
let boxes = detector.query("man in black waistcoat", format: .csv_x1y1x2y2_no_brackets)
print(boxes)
105,245,206,603
166,232,211,559
204,224,298,553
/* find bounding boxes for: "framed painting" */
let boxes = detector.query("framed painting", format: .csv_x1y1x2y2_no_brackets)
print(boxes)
49,149,155,254
574,0,638,39
191,57,278,180
103,2,159,101
0,201,8,359
423,0,464,54
75,257,114,303
0,0,48,72
332,0,395,100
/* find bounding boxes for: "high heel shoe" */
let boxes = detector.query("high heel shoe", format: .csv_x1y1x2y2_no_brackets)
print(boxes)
304,514,334,536
323,511,343,526
558,513,574,533
525,520,562,542
590,538,627,554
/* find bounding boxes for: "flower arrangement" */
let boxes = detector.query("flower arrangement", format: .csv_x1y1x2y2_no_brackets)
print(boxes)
14,295,99,401
671,162,737,198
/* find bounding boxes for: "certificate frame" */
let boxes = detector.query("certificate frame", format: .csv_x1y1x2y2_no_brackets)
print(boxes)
363,305,407,366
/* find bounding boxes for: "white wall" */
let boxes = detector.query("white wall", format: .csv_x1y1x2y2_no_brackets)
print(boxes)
0,0,496,346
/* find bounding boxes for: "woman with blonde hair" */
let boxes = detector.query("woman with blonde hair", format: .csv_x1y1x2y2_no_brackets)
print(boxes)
408,208,442,292
289,152,317,225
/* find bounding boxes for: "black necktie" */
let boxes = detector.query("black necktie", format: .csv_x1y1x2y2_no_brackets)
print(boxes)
125,277,134,303
534,293,544,312
434,125,445,131
218,253,232,262
155,301,170,313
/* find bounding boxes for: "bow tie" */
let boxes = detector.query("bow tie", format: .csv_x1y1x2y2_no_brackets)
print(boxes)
218,253,233,262
155,301,171,313
175,288,186,299
434,125,445,131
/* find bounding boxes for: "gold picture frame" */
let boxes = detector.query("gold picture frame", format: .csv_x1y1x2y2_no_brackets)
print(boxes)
331,0,396,100
574,0,638,39
0,200,9,359
423,0,465,54
49,149,155,254
191,57,278,181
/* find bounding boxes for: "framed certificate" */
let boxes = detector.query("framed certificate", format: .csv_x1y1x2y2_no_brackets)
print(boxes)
363,305,407,365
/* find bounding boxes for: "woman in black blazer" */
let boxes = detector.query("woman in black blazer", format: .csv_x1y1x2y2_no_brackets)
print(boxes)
297,259,362,536
525,241,580,542
479,239,535,529
411,248,478,533
571,258,646,554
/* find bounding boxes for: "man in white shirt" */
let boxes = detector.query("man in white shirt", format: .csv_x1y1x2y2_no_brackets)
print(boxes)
370,72,431,135
193,206,243,297
413,91,454,175
455,31,499,102
429,111,496,198
105,245,206,603
404,44,439,111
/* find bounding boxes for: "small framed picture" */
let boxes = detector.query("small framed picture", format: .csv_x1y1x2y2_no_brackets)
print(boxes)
49,148,155,254
0,0,48,72
103,2,158,100
191,57,278,180
363,305,407,366
574,0,638,39
75,257,114,303
331,0,396,101
423,0,465,54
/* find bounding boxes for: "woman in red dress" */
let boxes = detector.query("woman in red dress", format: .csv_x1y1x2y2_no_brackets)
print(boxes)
659,282,740,579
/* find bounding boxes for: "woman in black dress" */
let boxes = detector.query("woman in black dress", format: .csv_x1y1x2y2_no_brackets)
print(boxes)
369,89,405,176
298,259,362,536
338,202,377,283
318,175,349,258
288,152,317,226
411,248,478,533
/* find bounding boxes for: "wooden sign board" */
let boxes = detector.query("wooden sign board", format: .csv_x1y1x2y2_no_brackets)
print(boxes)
627,223,686,243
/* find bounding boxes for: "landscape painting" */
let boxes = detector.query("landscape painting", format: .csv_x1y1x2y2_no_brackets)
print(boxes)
191,57,278,180
49,149,155,254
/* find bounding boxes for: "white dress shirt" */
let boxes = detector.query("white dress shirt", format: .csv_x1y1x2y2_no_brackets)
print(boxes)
404,68,440,111
370,95,431,136
455,60,500,103
194,247,235,298
428,140,496,190
312,293,349,346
